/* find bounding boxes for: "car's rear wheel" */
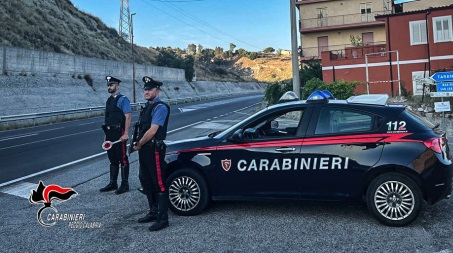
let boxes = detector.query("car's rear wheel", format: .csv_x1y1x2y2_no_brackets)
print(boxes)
167,168,209,216
366,172,422,226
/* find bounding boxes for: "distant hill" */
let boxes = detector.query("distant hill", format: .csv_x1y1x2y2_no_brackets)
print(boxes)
0,0,291,83
0,0,158,64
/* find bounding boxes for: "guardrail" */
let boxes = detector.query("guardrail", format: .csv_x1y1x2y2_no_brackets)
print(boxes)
0,92,256,125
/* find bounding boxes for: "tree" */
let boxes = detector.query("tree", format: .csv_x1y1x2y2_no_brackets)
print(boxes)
156,47,194,82
229,43,236,53
183,55,195,82
263,47,275,53
350,35,363,46
188,44,196,55
299,60,322,86
236,48,247,56
214,46,223,58
247,52,258,60
197,44,203,55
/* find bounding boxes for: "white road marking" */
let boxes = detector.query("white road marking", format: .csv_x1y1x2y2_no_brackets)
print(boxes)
35,127,65,133
0,133,38,142
193,122,229,130
78,122,97,126
0,181,38,199
178,108,197,113
0,129,100,151
0,152,106,189
167,121,204,133
0,127,64,142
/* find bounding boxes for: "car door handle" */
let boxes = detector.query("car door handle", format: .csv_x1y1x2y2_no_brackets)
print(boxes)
275,147,296,152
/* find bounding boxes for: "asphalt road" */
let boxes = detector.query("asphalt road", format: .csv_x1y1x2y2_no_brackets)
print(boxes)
0,94,452,252
0,94,264,185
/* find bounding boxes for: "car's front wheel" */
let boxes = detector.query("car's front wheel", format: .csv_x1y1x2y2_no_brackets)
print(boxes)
167,168,210,216
366,172,422,226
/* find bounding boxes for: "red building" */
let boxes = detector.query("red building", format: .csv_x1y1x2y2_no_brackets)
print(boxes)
321,5,453,96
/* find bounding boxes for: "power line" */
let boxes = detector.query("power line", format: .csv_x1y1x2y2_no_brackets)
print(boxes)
138,0,230,46
160,0,260,50
138,0,260,50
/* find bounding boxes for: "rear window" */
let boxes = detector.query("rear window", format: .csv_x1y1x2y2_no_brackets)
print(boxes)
315,107,374,134
403,107,437,129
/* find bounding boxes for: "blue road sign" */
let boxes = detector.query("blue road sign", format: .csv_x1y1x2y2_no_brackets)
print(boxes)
431,72,453,82
394,0,417,4
437,82,453,92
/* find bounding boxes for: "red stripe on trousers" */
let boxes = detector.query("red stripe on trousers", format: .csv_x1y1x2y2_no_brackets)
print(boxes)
155,150,165,192
121,129,127,166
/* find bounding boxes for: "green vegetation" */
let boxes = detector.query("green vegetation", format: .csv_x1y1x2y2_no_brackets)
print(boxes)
0,0,292,83
264,61,363,105
350,35,363,47
156,47,195,82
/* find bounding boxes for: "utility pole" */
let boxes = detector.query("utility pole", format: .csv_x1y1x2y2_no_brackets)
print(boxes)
290,0,300,98
131,13,136,103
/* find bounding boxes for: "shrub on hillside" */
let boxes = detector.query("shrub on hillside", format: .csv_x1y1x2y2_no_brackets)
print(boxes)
264,82,292,105
301,78,362,100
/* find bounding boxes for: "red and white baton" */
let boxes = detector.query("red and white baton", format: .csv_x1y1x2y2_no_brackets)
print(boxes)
102,139,122,150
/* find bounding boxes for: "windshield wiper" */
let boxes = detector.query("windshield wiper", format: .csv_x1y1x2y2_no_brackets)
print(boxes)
433,123,440,129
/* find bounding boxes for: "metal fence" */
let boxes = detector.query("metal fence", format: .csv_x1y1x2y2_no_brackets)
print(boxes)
0,93,245,127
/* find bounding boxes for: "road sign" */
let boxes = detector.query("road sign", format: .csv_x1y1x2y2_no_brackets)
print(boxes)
431,71,453,82
394,0,417,4
436,82,453,92
434,101,451,112
430,92,453,97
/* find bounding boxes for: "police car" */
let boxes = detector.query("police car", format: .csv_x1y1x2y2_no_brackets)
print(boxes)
165,91,453,226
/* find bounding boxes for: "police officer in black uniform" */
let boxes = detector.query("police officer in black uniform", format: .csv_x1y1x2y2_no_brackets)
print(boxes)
133,76,170,231
100,76,132,194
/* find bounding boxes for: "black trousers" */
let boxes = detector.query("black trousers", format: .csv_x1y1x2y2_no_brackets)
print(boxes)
105,128,129,167
138,144,167,194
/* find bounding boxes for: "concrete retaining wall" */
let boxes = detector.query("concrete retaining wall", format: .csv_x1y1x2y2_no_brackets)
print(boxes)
0,46,266,116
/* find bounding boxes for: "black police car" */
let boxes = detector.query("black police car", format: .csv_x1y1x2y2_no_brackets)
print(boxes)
165,91,453,226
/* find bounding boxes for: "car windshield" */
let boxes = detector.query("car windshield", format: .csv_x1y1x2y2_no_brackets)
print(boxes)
215,106,273,139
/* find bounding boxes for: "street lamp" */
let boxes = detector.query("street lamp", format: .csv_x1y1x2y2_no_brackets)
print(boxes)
131,13,136,103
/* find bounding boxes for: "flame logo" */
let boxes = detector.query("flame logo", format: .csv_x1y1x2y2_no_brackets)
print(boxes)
29,181,77,227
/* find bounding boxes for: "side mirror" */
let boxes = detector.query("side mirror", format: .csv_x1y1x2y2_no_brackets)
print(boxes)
230,129,244,141
243,128,258,139
271,120,279,129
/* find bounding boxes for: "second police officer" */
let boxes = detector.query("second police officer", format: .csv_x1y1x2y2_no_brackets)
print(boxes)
133,76,170,231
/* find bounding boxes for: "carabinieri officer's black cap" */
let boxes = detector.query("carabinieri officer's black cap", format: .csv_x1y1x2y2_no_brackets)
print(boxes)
142,76,163,90
106,76,122,85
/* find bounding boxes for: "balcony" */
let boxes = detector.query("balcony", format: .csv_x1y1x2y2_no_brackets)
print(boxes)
300,42,386,60
300,11,386,33
328,44,387,60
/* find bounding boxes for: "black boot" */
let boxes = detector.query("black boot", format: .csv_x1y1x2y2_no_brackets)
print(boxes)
149,192,169,231
115,165,129,194
138,193,158,223
100,165,118,192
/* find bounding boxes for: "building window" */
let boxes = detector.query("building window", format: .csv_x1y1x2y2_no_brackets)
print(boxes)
317,36,328,58
433,15,452,43
362,32,374,45
360,3,372,22
317,8,327,27
409,20,427,45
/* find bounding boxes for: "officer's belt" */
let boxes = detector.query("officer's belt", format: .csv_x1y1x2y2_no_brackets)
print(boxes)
106,124,121,130
143,139,164,146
